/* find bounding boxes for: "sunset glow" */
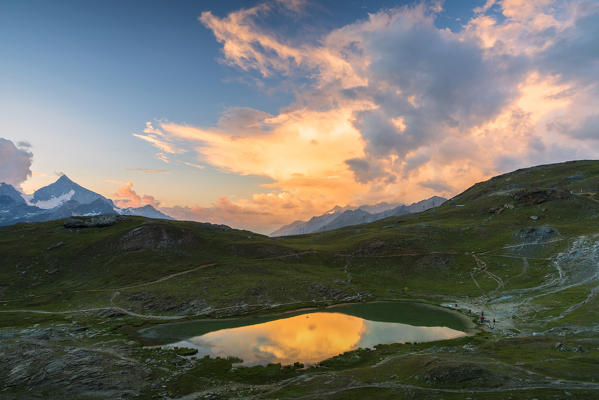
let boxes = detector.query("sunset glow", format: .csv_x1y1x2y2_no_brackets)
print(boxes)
2,0,598,233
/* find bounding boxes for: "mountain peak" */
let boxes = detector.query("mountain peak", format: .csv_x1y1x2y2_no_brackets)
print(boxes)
56,174,74,184
33,174,105,205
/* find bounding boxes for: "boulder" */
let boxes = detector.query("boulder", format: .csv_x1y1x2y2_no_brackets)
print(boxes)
64,214,120,228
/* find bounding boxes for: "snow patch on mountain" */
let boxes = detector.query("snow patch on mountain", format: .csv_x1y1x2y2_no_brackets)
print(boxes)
29,189,75,209
0,176,175,226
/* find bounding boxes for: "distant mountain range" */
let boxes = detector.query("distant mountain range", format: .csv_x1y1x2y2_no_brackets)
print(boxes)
0,175,172,226
270,196,446,236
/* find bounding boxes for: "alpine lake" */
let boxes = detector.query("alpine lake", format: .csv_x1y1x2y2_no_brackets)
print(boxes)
139,302,473,366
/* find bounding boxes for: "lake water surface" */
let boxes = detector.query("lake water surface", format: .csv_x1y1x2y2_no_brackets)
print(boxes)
140,302,469,366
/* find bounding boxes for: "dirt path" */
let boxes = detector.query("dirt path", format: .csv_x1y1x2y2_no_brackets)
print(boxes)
576,192,599,204
1,264,219,319
548,285,599,323
0,307,183,320
287,381,599,399
470,253,504,297
465,254,501,300
336,251,459,258
453,235,599,333
254,250,319,261
78,263,217,293
500,237,565,249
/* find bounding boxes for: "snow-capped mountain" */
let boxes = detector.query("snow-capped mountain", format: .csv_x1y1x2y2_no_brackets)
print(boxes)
0,183,27,205
270,202,399,236
0,176,173,226
270,196,446,236
31,175,105,207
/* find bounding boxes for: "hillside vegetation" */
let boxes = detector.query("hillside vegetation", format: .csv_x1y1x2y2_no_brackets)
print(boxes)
1,160,599,399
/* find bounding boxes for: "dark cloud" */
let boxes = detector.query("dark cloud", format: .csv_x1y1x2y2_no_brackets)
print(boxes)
571,114,599,140
540,7,599,86
0,138,33,189
346,8,527,181
345,157,388,184
403,148,431,174
548,114,599,141
419,179,452,193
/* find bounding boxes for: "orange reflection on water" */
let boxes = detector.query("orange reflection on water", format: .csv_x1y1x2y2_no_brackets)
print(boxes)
172,312,466,365
194,312,365,365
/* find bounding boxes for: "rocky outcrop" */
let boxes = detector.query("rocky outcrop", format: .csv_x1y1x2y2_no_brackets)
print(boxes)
63,214,121,228
423,359,505,387
120,223,193,251
514,226,560,244
0,326,149,398
512,188,571,205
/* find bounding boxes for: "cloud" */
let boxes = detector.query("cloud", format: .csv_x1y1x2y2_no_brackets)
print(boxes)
548,113,599,141
126,168,169,174
198,2,366,87
163,192,328,234
134,0,599,233
113,181,161,208
0,138,33,189
419,179,452,193
345,158,389,184
132,133,184,154
275,0,307,14
155,105,365,182
155,153,169,163
183,162,205,169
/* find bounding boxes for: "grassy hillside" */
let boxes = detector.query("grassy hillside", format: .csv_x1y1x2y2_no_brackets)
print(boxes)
1,160,599,399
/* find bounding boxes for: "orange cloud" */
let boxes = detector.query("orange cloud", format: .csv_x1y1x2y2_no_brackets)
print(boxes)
113,181,160,209
134,1,599,233
126,168,168,174
198,2,367,88
132,133,183,154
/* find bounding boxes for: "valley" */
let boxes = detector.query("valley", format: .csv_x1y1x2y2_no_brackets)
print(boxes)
1,160,599,399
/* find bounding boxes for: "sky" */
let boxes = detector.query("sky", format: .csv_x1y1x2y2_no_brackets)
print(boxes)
1,0,598,234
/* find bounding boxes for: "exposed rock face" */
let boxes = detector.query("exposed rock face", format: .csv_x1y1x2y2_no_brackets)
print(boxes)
125,291,190,313
423,359,504,387
120,223,193,251
63,214,121,228
512,188,571,205
0,326,150,398
514,226,560,244
0,183,26,205
307,282,352,301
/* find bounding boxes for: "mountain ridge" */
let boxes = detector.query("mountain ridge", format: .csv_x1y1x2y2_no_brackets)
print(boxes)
271,196,446,236
0,176,173,225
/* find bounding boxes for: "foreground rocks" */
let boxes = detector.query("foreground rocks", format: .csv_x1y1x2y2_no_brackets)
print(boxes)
0,325,149,399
